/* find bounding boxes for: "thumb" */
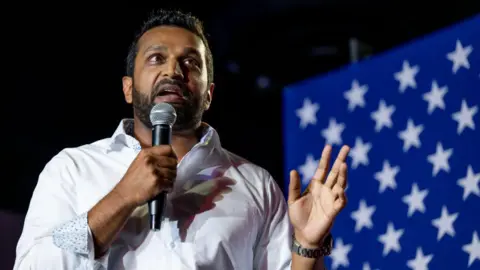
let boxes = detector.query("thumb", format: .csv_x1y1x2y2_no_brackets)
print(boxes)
288,170,301,205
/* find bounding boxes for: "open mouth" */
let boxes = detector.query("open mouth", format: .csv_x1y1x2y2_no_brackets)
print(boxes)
154,85,186,103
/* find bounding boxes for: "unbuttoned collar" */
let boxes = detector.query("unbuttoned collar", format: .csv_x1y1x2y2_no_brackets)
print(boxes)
108,118,221,153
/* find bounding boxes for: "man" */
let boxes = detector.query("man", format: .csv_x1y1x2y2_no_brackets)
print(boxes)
14,9,350,270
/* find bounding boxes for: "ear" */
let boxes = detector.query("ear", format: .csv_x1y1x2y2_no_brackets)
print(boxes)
204,83,215,110
122,76,133,104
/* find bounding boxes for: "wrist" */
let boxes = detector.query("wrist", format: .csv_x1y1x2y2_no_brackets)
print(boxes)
291,252,319,269
293,230,326,249
111,186,138,209
291,231,333,260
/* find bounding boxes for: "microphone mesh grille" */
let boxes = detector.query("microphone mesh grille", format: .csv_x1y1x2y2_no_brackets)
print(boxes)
149,103,177,126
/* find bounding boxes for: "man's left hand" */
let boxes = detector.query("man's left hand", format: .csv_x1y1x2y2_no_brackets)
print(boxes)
287,144,350,248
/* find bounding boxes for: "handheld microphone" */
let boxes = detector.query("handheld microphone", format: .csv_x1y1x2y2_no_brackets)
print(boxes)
148,102,177,231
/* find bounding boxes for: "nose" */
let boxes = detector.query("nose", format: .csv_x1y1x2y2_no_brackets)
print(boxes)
163,60,184,80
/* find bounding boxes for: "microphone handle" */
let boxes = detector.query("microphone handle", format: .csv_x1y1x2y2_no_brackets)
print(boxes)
148,124,172,231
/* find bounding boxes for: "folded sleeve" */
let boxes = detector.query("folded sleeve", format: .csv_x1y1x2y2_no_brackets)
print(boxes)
13,151,110,270
252,172,293,270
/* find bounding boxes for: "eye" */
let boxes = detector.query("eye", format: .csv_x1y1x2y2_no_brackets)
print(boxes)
148,54,165,64
184,57,200,68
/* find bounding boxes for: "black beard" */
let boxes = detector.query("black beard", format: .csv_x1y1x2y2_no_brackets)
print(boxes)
131,79,207,132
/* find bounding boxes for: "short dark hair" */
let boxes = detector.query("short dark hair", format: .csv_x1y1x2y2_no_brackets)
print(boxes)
126,9,214,84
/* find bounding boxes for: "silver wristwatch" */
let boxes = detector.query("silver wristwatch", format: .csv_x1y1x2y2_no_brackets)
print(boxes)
291,233,333,258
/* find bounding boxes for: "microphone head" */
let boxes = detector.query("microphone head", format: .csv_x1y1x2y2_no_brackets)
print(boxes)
149,102,177,127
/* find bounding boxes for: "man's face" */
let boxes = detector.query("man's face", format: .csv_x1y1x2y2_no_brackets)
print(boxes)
123,26,213,131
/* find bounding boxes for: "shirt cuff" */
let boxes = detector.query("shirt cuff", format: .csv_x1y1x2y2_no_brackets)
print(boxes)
87,220,111,269
52,212,110,269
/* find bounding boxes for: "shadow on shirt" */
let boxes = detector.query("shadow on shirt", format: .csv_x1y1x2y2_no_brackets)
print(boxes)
109,154,253,269
115,161,242,250
170,176,237,241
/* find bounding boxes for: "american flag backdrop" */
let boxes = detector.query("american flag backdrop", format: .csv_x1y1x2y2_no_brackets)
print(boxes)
282,15,480,270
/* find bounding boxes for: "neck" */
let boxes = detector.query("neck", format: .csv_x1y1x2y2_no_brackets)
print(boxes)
132,117,202,161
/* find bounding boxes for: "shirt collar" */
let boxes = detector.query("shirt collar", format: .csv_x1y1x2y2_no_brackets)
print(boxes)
109,118,221,153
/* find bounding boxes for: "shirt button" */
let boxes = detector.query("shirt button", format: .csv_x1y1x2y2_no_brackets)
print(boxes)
169,242,175,249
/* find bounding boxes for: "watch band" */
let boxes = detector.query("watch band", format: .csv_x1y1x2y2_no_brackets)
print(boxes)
291,233,333,258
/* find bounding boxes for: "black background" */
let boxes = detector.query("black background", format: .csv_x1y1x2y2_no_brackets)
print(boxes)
3,3,479,214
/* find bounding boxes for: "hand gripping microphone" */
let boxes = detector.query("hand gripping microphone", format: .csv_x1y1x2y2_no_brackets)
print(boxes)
148,102,177,231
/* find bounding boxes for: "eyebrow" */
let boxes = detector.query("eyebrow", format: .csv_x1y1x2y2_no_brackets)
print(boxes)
143,45,201,58
144,45,167,55
182,47,201,58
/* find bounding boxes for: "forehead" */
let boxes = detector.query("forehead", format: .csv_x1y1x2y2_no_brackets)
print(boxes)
137,26,206,56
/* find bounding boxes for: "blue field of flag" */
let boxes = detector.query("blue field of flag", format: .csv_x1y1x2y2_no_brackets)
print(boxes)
282,15,480,270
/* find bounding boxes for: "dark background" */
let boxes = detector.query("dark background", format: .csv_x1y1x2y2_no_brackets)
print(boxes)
3,3,479,216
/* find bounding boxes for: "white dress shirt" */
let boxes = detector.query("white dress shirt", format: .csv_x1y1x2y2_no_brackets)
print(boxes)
13,119,310,270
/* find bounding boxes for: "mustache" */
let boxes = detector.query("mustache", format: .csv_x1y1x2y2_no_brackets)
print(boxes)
152,78,189,98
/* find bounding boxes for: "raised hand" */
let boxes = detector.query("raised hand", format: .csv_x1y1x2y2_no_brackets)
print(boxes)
288,144,350,248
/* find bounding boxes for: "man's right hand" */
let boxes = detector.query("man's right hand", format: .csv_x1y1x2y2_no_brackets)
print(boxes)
114,145,178,207
88,145,177,257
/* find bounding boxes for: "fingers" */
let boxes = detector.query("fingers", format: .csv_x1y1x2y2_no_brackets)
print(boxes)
331,183,347,214
144,144,177,192
288,170,301,205
324,145,350,188
331,185,344,200
333,185,347,213
148,145,177,158
151,156,178,169
313,145,332,183
154,168,176,191
337,162,348,189
154,167,177,181
145,147,178,192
